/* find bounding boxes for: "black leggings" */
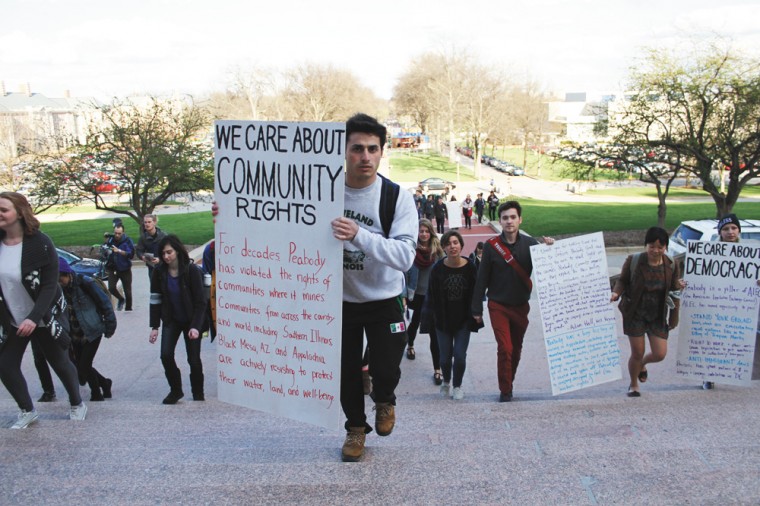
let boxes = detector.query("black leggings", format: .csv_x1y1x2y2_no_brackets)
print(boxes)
406,294,441,370
0,326,81,411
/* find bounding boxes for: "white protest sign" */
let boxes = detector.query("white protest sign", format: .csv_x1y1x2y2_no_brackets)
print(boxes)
445,201,462,228
676,239,760,385
531,232,620,395
213,121,345,429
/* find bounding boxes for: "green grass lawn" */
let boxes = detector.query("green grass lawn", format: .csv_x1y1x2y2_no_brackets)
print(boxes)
587,184,760,198
517,199,760,237
42,199,760,248
43,211,214,248
387,151,478,183
38,200,184,215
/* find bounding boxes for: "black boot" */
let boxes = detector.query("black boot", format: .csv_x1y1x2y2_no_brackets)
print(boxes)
163,367,183,404
162,391,184,405
190,372,205,401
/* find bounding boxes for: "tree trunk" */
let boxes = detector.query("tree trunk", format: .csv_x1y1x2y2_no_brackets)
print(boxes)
657,199,667,229
711,193,731,218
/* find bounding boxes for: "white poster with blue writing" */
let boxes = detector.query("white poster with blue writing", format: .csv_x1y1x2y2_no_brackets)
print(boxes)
531,232,620,395
213,121,345,429
676,240,760,385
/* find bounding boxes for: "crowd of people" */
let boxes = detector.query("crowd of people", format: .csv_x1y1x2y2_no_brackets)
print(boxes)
413,186,501,233
0,191,210,429
1,112,757,468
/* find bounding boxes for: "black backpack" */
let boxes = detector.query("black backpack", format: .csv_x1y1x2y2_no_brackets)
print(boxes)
378,174,400,238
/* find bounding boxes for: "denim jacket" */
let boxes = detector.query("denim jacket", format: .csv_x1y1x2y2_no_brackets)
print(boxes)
65,275,117,342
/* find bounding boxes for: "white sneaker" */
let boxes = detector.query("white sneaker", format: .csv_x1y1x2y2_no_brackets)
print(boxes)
452,387,464,400
440,383,450,397
11,409,39,429
70,402,87,421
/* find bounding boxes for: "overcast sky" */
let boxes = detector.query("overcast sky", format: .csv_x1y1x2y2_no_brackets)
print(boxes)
3,0,760,102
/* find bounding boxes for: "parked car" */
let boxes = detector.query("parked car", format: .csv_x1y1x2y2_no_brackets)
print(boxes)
669,218,760,256
418,177,456,191
94,181,120,193
512,166,525,176
56,247,107,280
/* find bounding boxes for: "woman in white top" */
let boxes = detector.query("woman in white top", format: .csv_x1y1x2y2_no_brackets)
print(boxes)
0,192,86,428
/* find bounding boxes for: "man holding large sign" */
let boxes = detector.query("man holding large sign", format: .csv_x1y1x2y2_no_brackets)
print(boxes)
471,201,554,402
213,120,346,431
331,114,417,462
213,114,417,462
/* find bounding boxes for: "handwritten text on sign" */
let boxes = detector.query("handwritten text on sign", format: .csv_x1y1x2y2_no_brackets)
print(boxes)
676,240,760,386
531,232,620,395
214,121,345,429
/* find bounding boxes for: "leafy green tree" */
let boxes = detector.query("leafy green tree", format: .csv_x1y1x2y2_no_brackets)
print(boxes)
611,41,760,217
63,96,213,225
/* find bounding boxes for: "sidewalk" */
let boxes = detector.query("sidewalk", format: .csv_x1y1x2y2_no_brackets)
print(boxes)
2,267,760,504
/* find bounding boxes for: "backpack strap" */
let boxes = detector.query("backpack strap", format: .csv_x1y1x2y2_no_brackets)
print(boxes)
378,174,400,238
629,251,673,287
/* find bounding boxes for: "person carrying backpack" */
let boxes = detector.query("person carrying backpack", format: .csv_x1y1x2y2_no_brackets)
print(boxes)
58,258,116,401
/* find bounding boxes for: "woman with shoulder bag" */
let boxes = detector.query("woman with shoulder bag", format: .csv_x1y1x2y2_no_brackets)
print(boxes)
611,226,685,397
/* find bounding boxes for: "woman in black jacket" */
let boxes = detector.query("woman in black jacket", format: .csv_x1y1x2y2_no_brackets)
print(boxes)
149,234,206,404
0,192,85,428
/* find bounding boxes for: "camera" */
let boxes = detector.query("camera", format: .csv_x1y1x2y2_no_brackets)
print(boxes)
104,232,114,239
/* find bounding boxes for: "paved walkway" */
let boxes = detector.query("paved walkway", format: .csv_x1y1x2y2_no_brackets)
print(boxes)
2,265,760,504
4,167,759,504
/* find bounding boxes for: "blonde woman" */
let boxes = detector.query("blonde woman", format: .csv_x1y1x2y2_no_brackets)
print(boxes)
405,219,445,384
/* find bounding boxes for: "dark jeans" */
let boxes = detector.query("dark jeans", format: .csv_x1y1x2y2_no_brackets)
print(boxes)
476,210,484,223
72,337,107,391
488,206,498,221
407,294,440,370
464,213,472,228
437,325,471,388
435,216,445,234
160,319,204,396
108,268,133,310
341,298,407,431
32,338,55,394
0,326,82,411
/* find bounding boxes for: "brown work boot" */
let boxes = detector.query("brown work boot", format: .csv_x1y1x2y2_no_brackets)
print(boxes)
341,427,366,462
374,402,395,436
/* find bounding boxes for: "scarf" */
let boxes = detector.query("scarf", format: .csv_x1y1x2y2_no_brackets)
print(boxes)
414,246,435,269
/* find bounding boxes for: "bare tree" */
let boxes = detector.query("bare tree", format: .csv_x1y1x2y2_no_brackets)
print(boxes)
460,64,507,178
509,79,549,173
281,64,382,122
228,64,277,120
393,56,442,137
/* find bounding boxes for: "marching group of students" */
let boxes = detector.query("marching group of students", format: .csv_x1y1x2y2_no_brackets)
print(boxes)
2,112,756,467
0,191,211,429
403,207,759,404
